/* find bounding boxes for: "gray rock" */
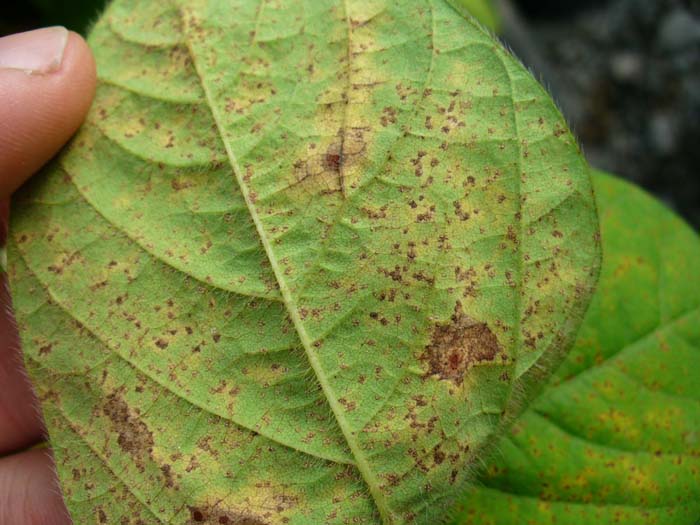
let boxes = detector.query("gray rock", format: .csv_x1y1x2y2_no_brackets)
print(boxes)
657,8,700,51
610,51,644,82
649,113,678,156
503,0,700,227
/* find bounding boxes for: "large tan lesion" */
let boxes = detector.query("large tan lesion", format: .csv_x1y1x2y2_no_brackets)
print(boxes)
187,504,269,524
102,390,179,489
292,127,368,196
421,302,502,386
103,392,154,468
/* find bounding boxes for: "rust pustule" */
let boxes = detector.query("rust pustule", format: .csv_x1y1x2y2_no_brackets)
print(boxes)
421,302,501,385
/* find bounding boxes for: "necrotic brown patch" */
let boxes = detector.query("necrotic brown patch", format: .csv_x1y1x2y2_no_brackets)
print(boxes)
322,150,342,173
188,506,268,525
421,302,501,385
103,392,154,470
292,127,368,195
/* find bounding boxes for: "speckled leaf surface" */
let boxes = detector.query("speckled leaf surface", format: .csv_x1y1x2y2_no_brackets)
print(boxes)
452,172,700,525
8,1,598,523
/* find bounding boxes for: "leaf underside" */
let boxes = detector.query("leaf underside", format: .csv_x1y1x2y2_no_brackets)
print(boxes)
452,173,700,525
447,0,500,33
8,1,598,523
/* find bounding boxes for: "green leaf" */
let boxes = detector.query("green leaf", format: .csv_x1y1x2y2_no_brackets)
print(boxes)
446,0,501,33
451,172,700,525
8,1,598,523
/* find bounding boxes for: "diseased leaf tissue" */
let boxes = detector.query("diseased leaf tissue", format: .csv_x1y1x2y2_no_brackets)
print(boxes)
452,173,700,525
8,0,599,523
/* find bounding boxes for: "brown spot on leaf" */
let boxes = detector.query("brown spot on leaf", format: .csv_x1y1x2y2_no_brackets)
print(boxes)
293,127,367,195
433,449,446,464
421,302,501,385
380,106,397,127
103,392,154,471
171,178,193,191
323,152,341,172
188,506,268,525
160,464,176,488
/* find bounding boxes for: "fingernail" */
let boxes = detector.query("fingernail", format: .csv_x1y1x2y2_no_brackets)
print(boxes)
0,26,69,75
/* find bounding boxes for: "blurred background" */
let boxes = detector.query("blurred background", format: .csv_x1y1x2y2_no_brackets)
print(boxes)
2,0,698,227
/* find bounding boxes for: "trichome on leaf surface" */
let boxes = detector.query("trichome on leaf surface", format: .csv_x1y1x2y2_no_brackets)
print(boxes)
6,0,690,524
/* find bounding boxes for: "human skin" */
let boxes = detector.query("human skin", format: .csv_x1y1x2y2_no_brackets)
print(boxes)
0,26,96,524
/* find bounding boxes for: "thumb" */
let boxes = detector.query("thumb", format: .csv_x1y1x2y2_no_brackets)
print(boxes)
0,26,96,199
0,27,96,525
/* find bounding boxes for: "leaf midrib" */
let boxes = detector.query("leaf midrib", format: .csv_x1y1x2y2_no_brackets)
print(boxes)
177,3,394,523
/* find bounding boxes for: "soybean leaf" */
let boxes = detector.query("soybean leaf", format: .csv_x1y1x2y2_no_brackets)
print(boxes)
448,0,500,33
8,1,598,523
452,172,700,525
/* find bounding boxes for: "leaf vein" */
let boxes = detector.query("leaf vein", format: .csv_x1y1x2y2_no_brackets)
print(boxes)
13,242,352,465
